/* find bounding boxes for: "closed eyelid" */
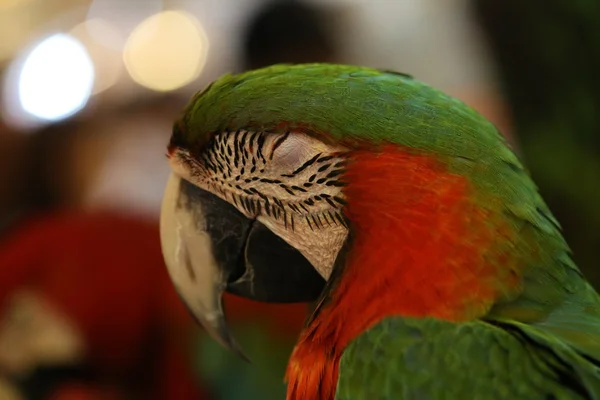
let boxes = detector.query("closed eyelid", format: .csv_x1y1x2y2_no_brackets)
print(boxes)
270,133,331,170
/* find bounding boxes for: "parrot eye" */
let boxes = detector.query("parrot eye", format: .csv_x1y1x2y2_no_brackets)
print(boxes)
270,132,321,168
172,129,350,279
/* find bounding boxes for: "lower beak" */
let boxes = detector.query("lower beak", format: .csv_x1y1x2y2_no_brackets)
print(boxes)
159,173,325,359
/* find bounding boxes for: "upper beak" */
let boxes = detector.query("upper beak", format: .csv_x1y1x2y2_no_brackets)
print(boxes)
160,172,249,359
160,173,325,359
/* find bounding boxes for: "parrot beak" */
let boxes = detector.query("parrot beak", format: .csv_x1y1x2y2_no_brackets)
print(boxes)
160,172,249,359
160,173,325,360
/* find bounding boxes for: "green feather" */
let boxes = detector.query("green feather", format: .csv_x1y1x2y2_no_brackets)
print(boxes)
337,317,600,399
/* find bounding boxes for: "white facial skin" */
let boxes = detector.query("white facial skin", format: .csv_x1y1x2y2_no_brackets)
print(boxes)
170,130,349,280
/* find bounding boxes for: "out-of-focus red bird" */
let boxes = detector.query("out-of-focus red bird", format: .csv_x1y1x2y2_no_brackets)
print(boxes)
0,211,204,399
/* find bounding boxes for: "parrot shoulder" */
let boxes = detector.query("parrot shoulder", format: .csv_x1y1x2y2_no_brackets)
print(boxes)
335,316,600,400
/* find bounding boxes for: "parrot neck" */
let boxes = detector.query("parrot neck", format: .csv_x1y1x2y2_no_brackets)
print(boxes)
286,145,520,400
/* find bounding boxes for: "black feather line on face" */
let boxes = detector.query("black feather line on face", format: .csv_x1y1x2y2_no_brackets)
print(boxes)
182,129,349,232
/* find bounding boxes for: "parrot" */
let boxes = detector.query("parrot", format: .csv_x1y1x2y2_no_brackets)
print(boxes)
159,63,600,400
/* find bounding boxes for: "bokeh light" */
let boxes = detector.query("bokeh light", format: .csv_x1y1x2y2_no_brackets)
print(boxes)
86,0,162,50
70,19,123,94
123,10,209,92
17,34,95,121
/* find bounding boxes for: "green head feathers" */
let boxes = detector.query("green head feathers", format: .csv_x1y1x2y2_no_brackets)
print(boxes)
177,63,508,161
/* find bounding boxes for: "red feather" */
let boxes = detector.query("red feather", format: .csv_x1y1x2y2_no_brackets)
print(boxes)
286,145,520,400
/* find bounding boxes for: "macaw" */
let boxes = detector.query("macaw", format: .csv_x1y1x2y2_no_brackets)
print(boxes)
160,63,600,399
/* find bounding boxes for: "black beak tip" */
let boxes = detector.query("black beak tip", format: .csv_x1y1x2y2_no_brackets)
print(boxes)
210,314,252,363
228,336,252,363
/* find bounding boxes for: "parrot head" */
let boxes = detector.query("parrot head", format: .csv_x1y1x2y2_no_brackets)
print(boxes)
160,63,550,359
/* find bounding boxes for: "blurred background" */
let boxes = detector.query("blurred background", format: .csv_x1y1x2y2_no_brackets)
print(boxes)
0,0,598,399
